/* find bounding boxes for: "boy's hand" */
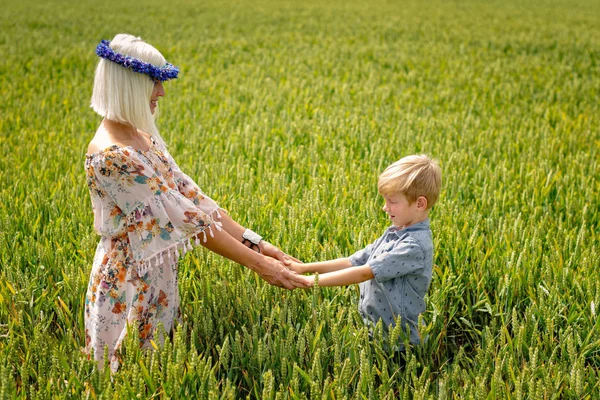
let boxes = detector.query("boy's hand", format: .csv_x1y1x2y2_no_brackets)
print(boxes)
286,260,306,274
306,275,315,287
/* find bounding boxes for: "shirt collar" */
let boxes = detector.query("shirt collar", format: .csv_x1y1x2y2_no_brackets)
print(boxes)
386,218,430,237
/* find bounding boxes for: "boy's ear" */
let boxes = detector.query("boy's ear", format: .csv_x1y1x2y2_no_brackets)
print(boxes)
417,196,428,210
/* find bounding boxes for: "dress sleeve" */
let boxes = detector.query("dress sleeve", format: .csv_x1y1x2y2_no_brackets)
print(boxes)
158,144,223,217
369,240,424,283
87,147,218,272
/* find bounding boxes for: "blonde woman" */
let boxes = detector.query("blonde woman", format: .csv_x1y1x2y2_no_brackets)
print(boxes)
84,33,308,370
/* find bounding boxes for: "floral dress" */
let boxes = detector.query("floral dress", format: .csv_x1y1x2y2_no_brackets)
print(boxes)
84,137,222,371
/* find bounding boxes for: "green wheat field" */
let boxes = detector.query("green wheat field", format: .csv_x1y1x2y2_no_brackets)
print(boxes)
1,0,599,398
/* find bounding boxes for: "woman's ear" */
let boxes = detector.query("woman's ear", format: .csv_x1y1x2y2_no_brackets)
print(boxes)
416,196,428,210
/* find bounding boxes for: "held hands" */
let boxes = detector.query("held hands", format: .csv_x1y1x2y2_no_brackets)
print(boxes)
284,260,316,288
202,219,308,289
257,256,311,290
257,241,309,289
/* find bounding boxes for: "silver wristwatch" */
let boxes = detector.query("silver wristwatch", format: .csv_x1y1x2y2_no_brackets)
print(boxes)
242,229,262,246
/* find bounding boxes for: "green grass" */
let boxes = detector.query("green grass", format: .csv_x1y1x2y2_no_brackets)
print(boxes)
1,0,599,398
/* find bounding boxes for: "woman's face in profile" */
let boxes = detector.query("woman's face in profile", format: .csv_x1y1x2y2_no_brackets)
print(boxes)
150,81,165,114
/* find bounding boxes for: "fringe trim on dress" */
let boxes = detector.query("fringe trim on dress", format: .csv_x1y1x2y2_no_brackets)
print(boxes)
136,212,223,276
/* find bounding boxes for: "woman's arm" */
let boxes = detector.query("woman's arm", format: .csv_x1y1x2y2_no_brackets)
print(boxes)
216,210,299,263
307,265,374,287
216,210,251,244
161,152,295,262
201,225,310,289
288,258,353,274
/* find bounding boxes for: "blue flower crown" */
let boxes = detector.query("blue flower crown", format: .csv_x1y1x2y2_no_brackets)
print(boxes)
95,40,179,82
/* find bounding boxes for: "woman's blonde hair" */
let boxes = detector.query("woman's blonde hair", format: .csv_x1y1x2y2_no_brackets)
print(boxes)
378,154,442,209
91,33,167,146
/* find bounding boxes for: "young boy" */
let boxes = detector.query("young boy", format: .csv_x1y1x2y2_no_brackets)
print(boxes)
287,154,441,346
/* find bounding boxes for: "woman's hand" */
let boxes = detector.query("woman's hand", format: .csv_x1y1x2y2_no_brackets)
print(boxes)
255,257,311,289
259,241,302,265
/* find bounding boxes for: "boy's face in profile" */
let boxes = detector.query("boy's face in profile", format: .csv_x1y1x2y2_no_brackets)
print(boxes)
381,192,426,229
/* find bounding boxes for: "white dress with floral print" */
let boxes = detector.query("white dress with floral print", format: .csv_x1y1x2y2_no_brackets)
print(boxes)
84,138,221,370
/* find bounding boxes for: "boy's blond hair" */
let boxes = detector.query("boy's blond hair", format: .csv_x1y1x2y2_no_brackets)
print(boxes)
378,154,442,209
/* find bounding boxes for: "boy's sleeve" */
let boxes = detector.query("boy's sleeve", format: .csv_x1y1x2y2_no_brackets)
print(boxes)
348,238,379,266
369,240,424,283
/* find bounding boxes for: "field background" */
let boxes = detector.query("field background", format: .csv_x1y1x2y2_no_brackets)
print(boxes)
1,0,599,398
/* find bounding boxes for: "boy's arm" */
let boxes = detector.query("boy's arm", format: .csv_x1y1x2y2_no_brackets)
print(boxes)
308,265,374,287
288,258,353,274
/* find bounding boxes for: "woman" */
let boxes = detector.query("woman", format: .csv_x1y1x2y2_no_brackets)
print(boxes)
84,33,308,370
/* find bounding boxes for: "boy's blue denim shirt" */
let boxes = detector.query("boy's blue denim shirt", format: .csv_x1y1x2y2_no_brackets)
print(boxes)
349,218,433,345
